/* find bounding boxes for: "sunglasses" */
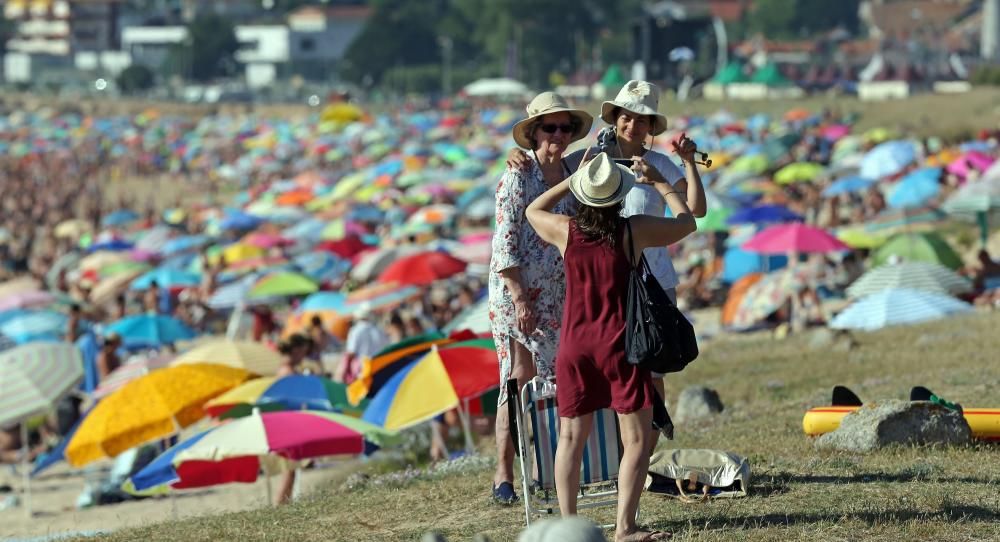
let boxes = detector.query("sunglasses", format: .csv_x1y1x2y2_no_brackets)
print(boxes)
539,123,576,135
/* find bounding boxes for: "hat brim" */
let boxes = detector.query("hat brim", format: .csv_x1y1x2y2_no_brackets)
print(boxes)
512,109,594,149
600,101,668,136
568,161,636,208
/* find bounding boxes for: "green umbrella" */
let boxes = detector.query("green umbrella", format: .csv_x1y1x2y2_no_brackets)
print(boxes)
750,63,792,87
872,232,963,270
696,206,734,232
100,261,151,279
774,162,825,184
712,62,748,84
248,272,318,299
727,154,769,175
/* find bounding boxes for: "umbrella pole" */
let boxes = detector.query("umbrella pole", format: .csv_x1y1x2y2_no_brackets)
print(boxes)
169,491,178,520
21,423,31,518
457,399,475,454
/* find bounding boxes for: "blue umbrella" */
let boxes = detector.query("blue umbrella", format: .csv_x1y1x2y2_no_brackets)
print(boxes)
0,310,67,342
859,141,917,179
161,235,210,256
130,268,202,290
87,239,134,253
219,211,264,231
720,247,788,284
102,209,139,228
348,205,385,223
282,218,327,243
128,429,212,491
106,314,196,347
32,403,96,476
830,288,972,331
727,204,803,225
822,176,875,197
300,291,348,312
292,252,349,284
887,168,941,209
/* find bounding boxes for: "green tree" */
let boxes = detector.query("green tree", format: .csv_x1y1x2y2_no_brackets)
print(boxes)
185,13,240,81
116,64,155,94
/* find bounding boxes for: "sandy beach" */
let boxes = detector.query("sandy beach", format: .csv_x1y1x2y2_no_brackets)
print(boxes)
0,458,353,541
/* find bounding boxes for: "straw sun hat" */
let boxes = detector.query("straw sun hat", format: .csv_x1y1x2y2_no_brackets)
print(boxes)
567,152,636,208
512,91,593,149
600,79,668,136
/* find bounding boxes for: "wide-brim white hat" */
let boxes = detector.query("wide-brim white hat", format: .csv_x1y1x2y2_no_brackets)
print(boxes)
567,152,636,208
512,91,593,149
600,79,668,136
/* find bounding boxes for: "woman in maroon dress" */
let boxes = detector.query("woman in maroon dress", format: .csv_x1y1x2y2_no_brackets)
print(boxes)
526,148,700,542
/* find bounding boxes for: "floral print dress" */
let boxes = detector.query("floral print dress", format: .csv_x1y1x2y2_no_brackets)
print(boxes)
489,158,575,407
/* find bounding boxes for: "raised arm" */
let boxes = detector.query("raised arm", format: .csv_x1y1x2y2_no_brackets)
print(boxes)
671,133,707,218
526,179,572,255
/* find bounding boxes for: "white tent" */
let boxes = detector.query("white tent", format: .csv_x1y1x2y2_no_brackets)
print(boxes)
462,78,531,98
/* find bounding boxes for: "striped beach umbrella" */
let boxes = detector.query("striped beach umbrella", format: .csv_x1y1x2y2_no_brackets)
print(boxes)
0,343,83,427
846,261,972,299
444,297,490,334
205,374,366,419
872,232,963,270
830,288,973,331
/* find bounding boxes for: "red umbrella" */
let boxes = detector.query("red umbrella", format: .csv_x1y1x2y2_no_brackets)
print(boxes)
377,251,467,286
742,223,849,255
316,235,368,259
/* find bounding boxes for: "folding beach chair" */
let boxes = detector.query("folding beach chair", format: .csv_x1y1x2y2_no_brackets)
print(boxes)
512,377,626,527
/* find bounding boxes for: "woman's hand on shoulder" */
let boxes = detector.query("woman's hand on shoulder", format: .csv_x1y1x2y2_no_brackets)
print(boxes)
506,148,532,171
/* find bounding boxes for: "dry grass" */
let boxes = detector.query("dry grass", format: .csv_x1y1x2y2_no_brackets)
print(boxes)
88,310,1000,542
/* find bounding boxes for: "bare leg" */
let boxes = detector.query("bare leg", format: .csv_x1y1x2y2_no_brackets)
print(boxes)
275,470,295,505
615,408,656,541
493,340,536,487
554,412,594,516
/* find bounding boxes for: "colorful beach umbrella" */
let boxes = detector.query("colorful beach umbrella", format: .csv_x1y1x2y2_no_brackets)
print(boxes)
444,298,491,334
822,176,874,197
846,261,972,299
872,232,962,270
205,374,365,419
66,363,253,467
742,223,849,255
248,271,318,299
106,314,196,347
300,291,348,312
729,267,818,330
170,339,283,375
128,410,396,492
361,342,497,430
0,290,55,313
830,288,973,331
377,251,467,286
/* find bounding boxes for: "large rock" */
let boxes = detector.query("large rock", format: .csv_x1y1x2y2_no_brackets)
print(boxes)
815,400,971,452
675,386,724,424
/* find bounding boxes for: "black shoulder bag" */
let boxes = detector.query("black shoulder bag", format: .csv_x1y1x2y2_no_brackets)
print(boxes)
624,219,699,374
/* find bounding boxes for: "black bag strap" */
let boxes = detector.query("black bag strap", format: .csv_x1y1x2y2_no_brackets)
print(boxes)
624,218,655,276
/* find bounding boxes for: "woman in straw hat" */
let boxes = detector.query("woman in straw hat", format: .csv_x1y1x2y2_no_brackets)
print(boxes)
526,152,700,541
488,91,593,505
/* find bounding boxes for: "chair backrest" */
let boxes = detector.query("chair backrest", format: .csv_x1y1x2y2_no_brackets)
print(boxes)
523,381,622,490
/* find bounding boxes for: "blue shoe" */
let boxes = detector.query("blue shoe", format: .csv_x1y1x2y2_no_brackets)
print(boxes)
492,481,519,505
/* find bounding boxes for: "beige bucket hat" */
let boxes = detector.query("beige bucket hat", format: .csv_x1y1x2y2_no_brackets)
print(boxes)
600,80,668,136
567,152,636,208
512,91,593,149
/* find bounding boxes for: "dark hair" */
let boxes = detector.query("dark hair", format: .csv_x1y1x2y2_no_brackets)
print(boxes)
278,333,313,355
310,315,323,326
575,203,623,247
611,107,656,131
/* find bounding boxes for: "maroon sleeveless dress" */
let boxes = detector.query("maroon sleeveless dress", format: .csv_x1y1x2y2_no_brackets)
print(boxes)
555,219,654,418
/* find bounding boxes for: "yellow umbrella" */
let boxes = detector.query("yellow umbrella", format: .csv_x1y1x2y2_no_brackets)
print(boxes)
55,219,92,239
220,243,265,265
65,363,252,467
170,339,283,375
